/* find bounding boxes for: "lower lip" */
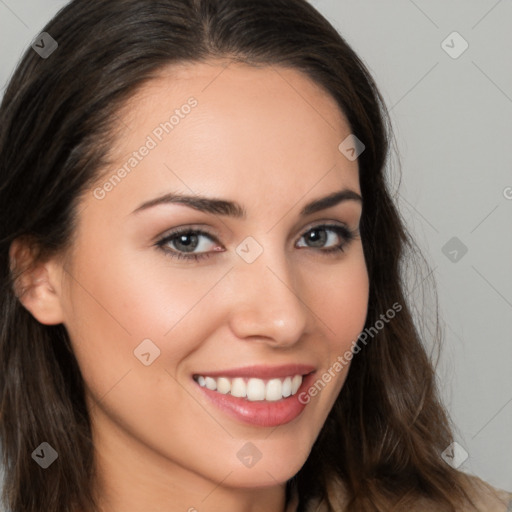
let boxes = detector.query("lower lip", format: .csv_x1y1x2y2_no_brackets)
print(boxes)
194,373,316,427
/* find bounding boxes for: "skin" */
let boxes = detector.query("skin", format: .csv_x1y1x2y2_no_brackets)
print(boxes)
15,60,369,512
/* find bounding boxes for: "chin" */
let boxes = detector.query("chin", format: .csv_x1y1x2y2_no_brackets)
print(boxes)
211,438,312,489
224,458,306,489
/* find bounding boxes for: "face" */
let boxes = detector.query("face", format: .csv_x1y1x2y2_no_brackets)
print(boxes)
57,61,369,496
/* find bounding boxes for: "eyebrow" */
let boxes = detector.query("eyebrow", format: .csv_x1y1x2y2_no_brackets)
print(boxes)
132,188,362,218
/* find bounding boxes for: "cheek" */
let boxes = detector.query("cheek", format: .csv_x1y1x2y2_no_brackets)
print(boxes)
63,244,226,345
60,250,224,467
310,246,369,350
299,246,369,408
60,242,238,425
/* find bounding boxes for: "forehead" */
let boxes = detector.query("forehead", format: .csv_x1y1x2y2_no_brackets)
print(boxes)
118,59,347,127
92,60,360,215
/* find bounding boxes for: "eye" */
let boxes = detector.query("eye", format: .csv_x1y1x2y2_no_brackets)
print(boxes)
156,227,220,262
155,223,357,262
296,224,355,255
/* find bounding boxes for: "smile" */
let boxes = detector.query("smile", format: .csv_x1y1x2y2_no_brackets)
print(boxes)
192,365,316,427
193,374,303,401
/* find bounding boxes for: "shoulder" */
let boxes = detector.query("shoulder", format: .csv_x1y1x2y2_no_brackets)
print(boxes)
456,473,512,511
411,473,512,511
300,473,512,511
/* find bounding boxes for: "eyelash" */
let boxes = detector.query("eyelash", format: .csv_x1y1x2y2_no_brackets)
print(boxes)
155,224,357,262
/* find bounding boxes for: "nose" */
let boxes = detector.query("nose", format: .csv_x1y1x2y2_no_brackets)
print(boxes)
226,248,310,347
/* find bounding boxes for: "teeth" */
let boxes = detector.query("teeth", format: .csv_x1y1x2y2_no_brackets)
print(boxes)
195,374,304,401
247,378,265,401
291,375,302,395
231,377,246,398
216,377,230,394
204,376,217,391
265,378,282,401
282,376,292,397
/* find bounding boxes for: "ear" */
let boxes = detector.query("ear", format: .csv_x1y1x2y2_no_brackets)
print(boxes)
9,238,66,325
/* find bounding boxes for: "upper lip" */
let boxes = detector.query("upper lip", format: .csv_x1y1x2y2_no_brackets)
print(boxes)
193,364,316,379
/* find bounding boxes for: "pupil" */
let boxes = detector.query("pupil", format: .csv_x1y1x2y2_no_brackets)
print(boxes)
177,233,198,251
309,229,325,247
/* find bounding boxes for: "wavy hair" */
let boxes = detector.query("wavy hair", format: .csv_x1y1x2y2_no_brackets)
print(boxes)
0,0,477,510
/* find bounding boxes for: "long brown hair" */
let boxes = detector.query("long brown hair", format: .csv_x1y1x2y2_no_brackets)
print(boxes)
0,0,477,510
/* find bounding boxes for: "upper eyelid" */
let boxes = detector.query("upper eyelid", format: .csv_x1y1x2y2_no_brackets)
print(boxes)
157,226,221,245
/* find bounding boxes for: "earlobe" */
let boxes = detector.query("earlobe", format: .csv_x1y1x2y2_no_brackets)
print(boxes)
9,239,66,325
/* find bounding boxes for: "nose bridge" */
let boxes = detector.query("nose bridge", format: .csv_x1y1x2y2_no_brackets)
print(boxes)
227,241,309,345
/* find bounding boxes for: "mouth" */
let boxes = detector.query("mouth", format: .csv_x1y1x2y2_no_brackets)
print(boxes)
192,364,316,427
193,373,305,401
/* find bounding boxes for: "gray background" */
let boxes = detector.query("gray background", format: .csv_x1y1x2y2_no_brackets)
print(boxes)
1,0,511,495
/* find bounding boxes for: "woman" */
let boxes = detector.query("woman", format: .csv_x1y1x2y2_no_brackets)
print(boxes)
0,0,510,511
